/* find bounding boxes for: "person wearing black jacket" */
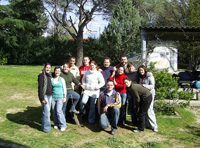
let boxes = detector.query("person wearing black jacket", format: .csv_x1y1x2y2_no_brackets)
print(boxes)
38,63,52,133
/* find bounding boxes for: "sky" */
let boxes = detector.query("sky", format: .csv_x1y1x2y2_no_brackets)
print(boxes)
1,0,109,38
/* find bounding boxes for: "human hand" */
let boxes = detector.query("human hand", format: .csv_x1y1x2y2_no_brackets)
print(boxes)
81,85,86,90
98,68,103,72
63,97,66,103
114,80,117,85
41,100,47,105
113,66,117,71
103,106,108,113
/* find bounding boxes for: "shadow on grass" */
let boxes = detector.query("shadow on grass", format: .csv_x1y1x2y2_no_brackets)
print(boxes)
6,106,43,131
0,138,29,148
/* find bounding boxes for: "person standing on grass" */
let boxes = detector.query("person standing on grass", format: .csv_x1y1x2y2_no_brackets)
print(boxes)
138,65,158,132
79,61,105,124
98,80,121,135
123,78,152,133
109,66,128,125
51,66,67,131
98,57,113,92
38,63,52,133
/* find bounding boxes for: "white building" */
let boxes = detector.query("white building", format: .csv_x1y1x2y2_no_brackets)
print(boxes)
129,45,178,73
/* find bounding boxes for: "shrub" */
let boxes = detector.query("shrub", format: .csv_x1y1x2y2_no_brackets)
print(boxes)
149,62,194,115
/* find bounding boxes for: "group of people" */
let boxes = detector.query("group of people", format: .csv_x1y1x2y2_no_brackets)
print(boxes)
38,56,158,135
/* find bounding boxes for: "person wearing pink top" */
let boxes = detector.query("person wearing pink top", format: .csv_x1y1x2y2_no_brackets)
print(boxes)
110,66,128,125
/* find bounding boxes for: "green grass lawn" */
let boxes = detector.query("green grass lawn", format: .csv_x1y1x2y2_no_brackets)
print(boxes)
0,65,200,148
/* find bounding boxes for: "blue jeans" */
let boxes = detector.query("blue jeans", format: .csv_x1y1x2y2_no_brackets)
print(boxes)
80,94,97,123
100,106,120,129
62,90,80,117
41,95,52,132
52,98,66,128
120,93,127,123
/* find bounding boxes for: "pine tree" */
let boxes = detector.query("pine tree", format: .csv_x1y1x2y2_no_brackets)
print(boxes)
101,0,142,64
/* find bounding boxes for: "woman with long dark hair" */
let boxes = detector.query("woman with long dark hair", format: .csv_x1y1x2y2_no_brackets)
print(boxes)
38,63,52,133
138,65,158,132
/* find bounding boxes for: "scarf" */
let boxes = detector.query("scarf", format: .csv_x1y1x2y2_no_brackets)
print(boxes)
43,69,52,97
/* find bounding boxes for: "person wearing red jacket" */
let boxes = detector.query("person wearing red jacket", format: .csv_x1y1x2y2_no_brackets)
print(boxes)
110,66,127,125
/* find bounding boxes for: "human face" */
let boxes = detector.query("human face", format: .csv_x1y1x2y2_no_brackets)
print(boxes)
63,64,69,72
121,57,128,66
70,58,76,67
139,67,145,76
128,65,135,72
90,63,96,71
124,79,131,87
83,57,90,66
45,65,51,73
118,67,124,75
107,81,114,91
55,68,61,77
103,59,110,68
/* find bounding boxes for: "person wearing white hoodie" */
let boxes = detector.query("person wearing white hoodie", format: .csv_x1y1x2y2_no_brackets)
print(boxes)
79,60,105,124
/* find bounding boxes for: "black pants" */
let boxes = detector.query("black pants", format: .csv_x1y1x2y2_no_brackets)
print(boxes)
138,94,152,131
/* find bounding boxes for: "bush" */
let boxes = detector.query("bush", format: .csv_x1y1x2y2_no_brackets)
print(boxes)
149,62,194,115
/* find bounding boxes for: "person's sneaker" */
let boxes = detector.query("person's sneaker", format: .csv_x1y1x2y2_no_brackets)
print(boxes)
54,126,58,129
60,128,66,132
43,130,50,133
133,129,144,133
153,128,158,132
111,128,117,135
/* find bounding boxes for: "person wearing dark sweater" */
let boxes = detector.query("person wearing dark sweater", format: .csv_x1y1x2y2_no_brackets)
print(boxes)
126,63,139,126
110,66,128,125
124,78,152,133
38,63,52,133
99,57,113,92
61,63,84,119
98,80,121,135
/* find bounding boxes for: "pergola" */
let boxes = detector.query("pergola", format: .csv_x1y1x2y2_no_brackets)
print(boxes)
140,26,200,64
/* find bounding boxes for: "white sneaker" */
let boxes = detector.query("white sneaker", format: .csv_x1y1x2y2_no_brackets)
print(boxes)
54,126,58,129
60,128,66,131
153,128,158,132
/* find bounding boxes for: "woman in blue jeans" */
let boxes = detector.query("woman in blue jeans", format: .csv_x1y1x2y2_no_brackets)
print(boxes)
38,63,52,133
51,66,67,131
80,61,105,124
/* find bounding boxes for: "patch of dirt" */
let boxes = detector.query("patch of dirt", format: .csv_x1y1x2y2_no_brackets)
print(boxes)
0,117,6,122
10,93,27,100
6,108,24,114
186,107,200,124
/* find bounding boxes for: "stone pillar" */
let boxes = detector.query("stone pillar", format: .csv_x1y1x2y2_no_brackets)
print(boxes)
141,29,147,65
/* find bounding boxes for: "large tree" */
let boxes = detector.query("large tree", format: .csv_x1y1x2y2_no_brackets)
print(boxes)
43,0,114,66
100,0,142,64
0,0,48,64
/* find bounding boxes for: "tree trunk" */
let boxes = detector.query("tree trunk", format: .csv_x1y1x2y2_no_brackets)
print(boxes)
76,30,84,67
